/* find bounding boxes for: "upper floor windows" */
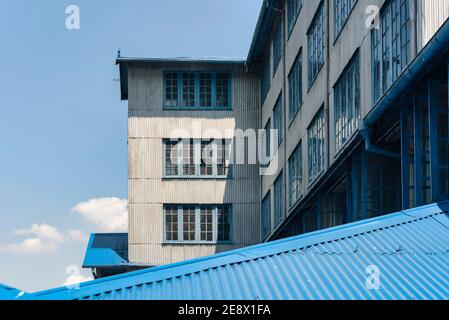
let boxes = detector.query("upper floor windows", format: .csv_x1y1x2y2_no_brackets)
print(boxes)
308,107,325,182
273,94,284,146
261,51,271,104
274,171,284,226
333,0,357,40
288,142,302,207
272,18,283,76
164,139,231,178
164,205,231,243
262,191,271,239
287,0,303,36
288,50,303,122
334,52,360,152
308,2,325,88
164,72,231,109
372,0,410,102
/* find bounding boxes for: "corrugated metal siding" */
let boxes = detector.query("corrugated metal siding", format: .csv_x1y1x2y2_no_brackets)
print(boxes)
127,62,261,266
28,202,449,300
419,0,449,49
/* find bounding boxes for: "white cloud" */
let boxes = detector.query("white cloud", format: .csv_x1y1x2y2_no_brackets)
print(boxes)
71,197,128,232
1,224,65,254
67,229,89,242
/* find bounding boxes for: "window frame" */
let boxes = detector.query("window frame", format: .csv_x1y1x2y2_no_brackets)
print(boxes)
163,204,233,244
163,71,232,110
262,191,272,240
273,171,284,227
273,93,284,147
334,51,361,153
288,141,303,208
287,0,303,38
308,107,326,183
333,0,358,42
307,1,325,89
288,50,303,124
272,17,283,77
163,139,232,179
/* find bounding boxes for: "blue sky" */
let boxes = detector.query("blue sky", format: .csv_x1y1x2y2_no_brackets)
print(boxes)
0,0,262,293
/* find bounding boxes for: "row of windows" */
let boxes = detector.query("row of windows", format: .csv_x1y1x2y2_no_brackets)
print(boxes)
164,205,231,243
333,0,358,40
164,72,230,109
164,139,231,178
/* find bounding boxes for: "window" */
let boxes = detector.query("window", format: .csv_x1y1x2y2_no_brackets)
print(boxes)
333,0,357,40
289,142,302,207
334,53,360,152
263,119,271,164
308,108,325,182
288,51,303,121
261,50,271,104
288,0,303,36
262,192,271,239
273,18,283,76
164,139,232,178
164,72,231,109
372,0,410,102
164,205,232,243
273,94,284,146
308,2,325,87
274,172,284,226
302,209,318,233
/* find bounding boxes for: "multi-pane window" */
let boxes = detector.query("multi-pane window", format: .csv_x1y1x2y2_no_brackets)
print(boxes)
164,71,231,109
287,0,303,36
333,0,357,40
272,18,283,76
261,51,271,104
165,73,179,108
308,2,325,87
288,51,302,121
288,142,302,207
334,53,360,152
308,108,325,182
274,172,284,226
199,73,212,108
262,192,271,239
263,119,271,164
164,139,232,178
164,205,179,241
273,94,284,146
372,0,410,102
164,205,232,243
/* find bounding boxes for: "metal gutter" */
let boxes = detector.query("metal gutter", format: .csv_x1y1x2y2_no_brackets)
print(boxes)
115,56,246,65
365,18,449,126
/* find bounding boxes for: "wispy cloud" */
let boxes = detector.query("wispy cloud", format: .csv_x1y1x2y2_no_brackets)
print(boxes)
0,224,88,255
71,197,128,232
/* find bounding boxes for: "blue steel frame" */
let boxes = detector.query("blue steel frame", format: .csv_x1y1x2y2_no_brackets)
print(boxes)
163,71,232,110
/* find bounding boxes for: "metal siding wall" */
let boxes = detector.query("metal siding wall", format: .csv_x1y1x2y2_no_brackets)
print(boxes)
419,0,449,49
127,62,261,266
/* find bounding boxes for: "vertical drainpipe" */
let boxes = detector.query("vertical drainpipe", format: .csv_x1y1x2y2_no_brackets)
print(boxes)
282,3,288,227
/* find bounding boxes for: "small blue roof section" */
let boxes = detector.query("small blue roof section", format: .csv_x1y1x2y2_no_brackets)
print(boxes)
28,202,449,300
82,233,128,268
0,284,26,300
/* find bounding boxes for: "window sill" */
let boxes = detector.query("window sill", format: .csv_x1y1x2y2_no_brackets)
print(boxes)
288,104,302,128
307,64,324,93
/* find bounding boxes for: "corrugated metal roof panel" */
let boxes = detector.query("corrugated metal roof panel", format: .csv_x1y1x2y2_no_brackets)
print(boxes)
82,233,128,268
0,284,26,300
28,202,449,300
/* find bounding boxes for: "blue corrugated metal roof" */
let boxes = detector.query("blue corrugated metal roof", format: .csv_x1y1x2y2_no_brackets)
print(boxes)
0,284,26,300
82,233,128,268
26,202,449,300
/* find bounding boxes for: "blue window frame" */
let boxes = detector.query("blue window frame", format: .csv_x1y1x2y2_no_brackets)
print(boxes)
288,142,302,207
288,50,303,122
261,50,271,104
333,0,357,40
163,71,231,109
307,2,325,88
274,171,284,226
164,139,231,178
262,192,271,239
372,0,410,102
264,119,271,163
164,205,232,243
273,93,284,146
272,18,283,76
287,0,303,36
308,107,325,182
334,52,360,152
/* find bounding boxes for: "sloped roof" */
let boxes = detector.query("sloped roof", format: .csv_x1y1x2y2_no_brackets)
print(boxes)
0,284,26,300
82,233,128,268
27,202,449,300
